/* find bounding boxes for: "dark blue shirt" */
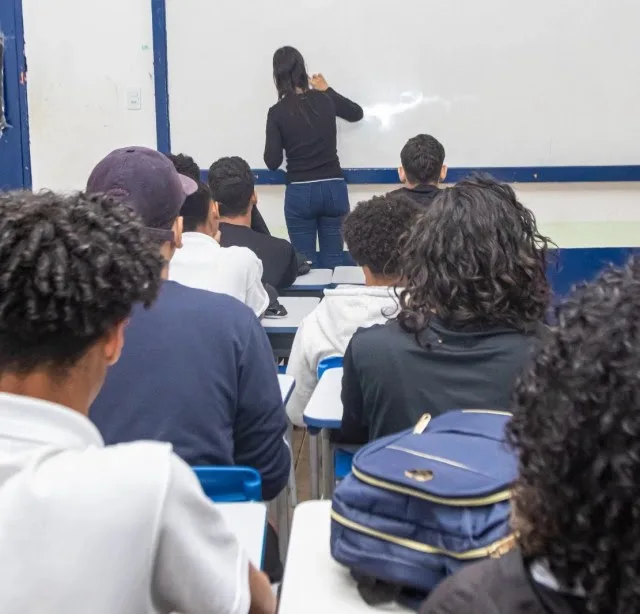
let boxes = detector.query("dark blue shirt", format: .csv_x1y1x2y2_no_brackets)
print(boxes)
90,280,290,500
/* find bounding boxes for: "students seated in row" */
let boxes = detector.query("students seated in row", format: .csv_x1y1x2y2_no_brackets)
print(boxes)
286,194,421,425
168,174,269,317
390,134,446,207
422,259,640,614
167,152,271,235
339,174,550,444
0,190,275,614
209,156,301,290
87,147,290,501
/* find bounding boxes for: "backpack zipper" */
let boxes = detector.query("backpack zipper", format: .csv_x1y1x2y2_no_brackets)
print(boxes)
461,409,513,416
386,446,491,478
331,509,516,559
351,465,511,506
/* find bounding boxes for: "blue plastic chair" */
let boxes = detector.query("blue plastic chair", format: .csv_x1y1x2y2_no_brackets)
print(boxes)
334,449,354,481
317,355,344,379
192,466,262,502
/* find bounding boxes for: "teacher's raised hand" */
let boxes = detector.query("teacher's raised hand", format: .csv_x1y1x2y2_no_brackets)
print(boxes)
310,73,329,92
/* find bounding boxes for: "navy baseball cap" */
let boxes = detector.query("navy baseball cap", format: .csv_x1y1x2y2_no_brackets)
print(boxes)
86,146,197,243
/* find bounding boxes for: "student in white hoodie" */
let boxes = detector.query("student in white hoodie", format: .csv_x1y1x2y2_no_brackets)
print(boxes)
286,194,422,426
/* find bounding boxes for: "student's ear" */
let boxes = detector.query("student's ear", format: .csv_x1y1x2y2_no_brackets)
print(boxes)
398,166,407,184
250,190,258,207
208,200,220,237
172,216,183,249
103,320,127,367
440,165,448,183
209,199,220,221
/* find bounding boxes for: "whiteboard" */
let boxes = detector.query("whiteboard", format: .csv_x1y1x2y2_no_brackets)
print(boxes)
166,0,640,170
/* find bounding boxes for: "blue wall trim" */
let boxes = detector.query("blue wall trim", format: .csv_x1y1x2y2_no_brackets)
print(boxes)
151,0,170,153
14,0,31,188
249,165,640,185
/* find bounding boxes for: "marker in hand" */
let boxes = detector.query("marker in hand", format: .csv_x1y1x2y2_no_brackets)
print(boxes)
310,74,329,92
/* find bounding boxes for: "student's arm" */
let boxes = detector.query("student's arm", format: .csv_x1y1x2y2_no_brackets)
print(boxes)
153,455,276,614
285,319,316,427
278,245,300,290
326,88,364,122
234,315,291,500
251,206,271,236
335,339,369,444
245,255,270,317
264,108,284,170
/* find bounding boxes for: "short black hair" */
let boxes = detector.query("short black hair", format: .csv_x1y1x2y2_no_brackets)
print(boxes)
207,157,255,218
397,173,551,337
400,134,445,185
0,191,164,375
165,153,201,182
180,181,212,232
508,258,640,614
343,194,421,276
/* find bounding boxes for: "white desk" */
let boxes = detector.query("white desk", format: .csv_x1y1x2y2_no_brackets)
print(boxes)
279,501,411,613
278,374,295,404
304,367,344,430
263,297,321,334
290,268,333,290
332,266,366,286
303,367,344,499
214,502,267,569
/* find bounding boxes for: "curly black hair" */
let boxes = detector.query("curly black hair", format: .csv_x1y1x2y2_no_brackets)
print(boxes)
0,191,164,374
207,156,255,218
342,194,421,276
400,134,445,185
397,173,551,338
165,153,201,182
507,258,640,614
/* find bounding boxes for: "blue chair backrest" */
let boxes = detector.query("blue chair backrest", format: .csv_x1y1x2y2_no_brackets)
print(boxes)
192,466,262,502
317,355,344,379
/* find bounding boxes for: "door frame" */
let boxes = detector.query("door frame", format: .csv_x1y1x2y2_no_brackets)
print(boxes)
0,0,31,189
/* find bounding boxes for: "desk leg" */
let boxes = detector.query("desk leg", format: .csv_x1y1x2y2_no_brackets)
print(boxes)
321,429,335,498
309,430,320,499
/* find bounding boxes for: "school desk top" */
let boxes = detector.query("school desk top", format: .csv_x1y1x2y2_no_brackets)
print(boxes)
289,269,333,291
262,297,321,334
214,502,267,569
279,501,411,613
332,267,366,286
303,367,344,430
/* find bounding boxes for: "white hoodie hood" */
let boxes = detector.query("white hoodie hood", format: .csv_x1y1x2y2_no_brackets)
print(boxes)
285,285,400,426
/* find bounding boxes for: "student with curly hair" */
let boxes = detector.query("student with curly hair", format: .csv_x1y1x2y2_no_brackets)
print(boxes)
338,174,551,443
421,259,640,614
0,191,275,613
389,134,447,207
285,194,421,426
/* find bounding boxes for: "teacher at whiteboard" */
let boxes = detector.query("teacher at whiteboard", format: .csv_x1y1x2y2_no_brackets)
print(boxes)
264,46,363,269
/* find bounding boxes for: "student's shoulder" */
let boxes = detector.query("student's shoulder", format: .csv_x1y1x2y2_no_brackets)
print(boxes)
350,320,399,352
162,281,257,322
221,244,263,268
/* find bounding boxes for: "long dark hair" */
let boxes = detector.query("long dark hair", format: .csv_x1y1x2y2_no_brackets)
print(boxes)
397,173,551,340
273,46,309,100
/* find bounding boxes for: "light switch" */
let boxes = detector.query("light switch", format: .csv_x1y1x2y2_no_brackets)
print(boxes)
126,88,142,111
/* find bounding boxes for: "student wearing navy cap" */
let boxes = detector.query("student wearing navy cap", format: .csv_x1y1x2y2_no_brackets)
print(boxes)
87,147,291,505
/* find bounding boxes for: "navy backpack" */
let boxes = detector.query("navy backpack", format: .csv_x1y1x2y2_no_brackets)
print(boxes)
330,410,517,608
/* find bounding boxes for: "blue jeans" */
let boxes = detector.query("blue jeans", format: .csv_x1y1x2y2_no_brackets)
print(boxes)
284,179,350,269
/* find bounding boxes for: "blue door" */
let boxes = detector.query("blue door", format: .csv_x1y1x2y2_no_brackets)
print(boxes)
0,0,30,190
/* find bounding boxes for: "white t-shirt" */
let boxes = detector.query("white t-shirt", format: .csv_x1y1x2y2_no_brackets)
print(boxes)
0,392,250,614
170,232,269,316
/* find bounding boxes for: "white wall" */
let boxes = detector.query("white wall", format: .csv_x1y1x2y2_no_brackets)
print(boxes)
20,0,640,248
23,0,157,192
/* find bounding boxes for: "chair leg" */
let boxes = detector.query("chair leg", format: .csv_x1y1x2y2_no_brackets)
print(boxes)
321,429,335,498
309,431,320,499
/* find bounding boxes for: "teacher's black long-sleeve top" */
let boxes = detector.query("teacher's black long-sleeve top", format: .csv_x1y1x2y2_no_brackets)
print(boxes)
264,88,363,183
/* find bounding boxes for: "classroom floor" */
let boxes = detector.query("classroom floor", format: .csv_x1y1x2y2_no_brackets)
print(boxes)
291,427,312,502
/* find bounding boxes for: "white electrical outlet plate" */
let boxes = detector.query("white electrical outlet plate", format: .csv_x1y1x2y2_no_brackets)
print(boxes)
126,88,142,110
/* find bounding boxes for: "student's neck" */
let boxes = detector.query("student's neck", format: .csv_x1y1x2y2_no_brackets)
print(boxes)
193,224,216,239
0,371,90,416
364,270,400,287
219,215,251,229
406,181,436,189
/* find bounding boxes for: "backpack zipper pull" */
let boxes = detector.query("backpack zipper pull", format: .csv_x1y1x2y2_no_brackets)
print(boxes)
413,413,432,435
